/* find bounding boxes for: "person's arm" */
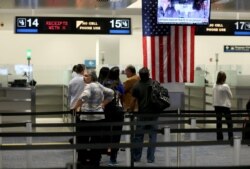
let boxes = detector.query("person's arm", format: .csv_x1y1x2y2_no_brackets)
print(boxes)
73,84,91,110
128,85,138,112
74,99,83,111
129,97,137,112
225,84,232,99
99,83,114,108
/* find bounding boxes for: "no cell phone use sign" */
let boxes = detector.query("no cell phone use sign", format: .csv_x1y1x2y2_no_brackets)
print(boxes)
224,45,250,52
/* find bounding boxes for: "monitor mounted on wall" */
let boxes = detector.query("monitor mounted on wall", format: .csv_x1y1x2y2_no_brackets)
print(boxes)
157,0,211,25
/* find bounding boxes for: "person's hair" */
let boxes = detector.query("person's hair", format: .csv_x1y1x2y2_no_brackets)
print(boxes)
88,70,98,82
139,67,150,82
126,65,136,74
75,64,85,74
72,65,77,73
98,67,110,84
216,71,226,85
108,66,120,81
193,0,203,10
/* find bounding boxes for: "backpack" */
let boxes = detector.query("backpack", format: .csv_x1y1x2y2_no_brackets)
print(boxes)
103,80,124,121
149,80,170,111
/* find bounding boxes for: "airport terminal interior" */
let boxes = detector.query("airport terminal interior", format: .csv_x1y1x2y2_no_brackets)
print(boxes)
1,0,250,168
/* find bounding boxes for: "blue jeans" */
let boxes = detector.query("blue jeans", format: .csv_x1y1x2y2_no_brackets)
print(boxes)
132,118,158,162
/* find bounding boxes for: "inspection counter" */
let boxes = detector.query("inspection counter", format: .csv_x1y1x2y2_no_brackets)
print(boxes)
0,87,36,124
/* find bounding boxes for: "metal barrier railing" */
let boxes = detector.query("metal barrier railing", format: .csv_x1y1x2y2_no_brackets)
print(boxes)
0,109,250,168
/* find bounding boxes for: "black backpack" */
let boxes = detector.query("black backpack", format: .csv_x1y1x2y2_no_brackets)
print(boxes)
103,81,124,121
149,80,170,111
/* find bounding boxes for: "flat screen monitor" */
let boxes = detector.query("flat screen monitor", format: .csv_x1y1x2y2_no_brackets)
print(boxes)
0,68,8,75
157,0,211,25
14,64,32,75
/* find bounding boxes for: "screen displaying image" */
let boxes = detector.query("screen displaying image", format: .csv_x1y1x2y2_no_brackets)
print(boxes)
157,0,211,25
0,68,8,75
14,64,32,75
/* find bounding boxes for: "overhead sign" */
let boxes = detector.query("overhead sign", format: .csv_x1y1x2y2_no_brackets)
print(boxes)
195,20,250,36
84,60,96,69
224,45,250,52
15,16,131,35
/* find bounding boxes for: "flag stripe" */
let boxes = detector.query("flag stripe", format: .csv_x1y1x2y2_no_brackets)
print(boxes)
190,27,195,82
167,34,171,82
163,36,168,83
151,37,156,80
143,37,148,67
178,26,184,82
159,37,164,82
183,27,187,82
155,36,160,81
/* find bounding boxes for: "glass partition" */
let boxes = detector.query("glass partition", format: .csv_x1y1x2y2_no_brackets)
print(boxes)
0,64,33,87
191,64,250,87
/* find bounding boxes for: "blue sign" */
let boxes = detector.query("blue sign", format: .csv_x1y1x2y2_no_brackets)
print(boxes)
84,60,96,69
224,45,250,52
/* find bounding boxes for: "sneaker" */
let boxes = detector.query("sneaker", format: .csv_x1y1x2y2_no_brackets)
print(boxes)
147,160,154,163
108,161,118,166
68,138,73,144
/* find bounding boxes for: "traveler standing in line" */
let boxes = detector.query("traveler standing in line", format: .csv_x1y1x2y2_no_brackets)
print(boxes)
68,64,86,111
123,65,140,112
97,66,110,156
213,71,233,141
98,66,110,85
103,66,125,166
129,67,158,163
242,99,250,141
68,64,85,144
71,64,78,78
74,70,114,167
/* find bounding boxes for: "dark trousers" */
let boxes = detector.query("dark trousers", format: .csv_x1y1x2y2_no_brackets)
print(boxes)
105,110,124,162
77,119,105,166
109,119,124,162
214,106,233,140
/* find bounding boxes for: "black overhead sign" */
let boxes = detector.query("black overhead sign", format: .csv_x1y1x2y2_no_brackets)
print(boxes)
195,19,250,36
15,16,131,35
224,45,250,52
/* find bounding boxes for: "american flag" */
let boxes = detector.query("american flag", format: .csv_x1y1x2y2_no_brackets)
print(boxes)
142,0,195,83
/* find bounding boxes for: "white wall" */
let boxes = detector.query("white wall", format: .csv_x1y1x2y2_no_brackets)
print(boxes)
195,36,250,66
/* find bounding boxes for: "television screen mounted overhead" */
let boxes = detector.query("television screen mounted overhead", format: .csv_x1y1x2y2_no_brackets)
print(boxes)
157,0,211,25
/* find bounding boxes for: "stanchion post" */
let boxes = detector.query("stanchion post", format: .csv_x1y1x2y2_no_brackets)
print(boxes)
163,127,170,166
26,120,32,168
177,108,181,167
233,136,241,166
72,111,77,169
190,118,197,166
0,115,2,168
124,114,131,167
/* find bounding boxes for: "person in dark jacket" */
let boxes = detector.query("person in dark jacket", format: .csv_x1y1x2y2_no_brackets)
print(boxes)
130,67,158,163
243,99,250,141
103,66,125,166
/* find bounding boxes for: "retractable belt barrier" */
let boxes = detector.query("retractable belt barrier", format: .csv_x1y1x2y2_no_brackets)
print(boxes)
66,165,250,169
0,109,250,167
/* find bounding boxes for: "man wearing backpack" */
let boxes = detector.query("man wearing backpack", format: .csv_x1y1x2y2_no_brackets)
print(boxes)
129,67,158,163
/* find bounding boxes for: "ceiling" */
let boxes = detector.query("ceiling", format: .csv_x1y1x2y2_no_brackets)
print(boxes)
0,0,250,13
